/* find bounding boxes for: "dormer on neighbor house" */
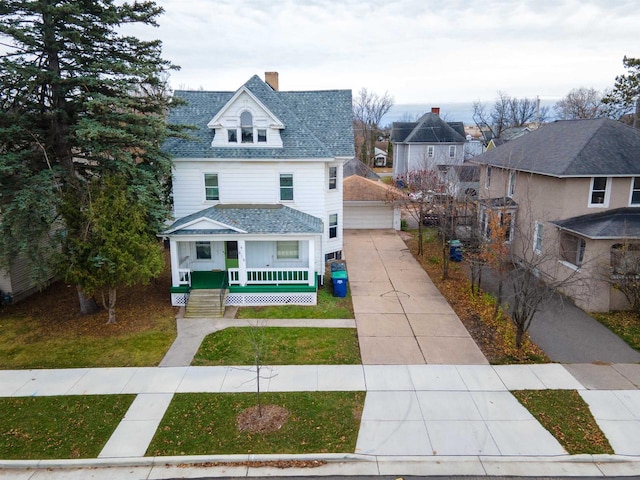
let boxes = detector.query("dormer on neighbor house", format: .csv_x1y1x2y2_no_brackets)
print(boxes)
161,73,354,311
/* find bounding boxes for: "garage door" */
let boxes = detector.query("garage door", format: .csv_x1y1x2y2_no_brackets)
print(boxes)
344,204,394,229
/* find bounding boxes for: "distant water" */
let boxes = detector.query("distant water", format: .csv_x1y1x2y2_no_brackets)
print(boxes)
381,100,558,128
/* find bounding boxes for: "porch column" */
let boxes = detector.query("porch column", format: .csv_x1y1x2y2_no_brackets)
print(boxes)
169,238,180,286
238,240,247,286
308,238,315,286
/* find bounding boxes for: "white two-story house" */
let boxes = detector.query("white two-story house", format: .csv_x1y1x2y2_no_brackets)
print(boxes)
161,73,354,308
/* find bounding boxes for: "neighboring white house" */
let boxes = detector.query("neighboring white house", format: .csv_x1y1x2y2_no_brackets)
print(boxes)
391,108,466,177
374,147,388,167
161,73,354,307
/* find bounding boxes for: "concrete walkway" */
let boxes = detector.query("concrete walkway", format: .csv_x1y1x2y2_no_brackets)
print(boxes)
345,229,487,365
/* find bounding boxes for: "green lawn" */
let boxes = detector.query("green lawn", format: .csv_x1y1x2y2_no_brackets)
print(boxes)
147,391,364,456
592,311,640,352
192,327,361,365
236,284,353,319
513,390,613,455
0,395,135,459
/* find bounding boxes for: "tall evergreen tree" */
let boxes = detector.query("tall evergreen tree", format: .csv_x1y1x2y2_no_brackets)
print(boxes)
602,56,640,128
0,1,180,313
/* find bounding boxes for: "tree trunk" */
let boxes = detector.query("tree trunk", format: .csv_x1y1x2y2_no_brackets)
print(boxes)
493,277,503,319
76,286,100,315
515,326,524,349
106,287,117,324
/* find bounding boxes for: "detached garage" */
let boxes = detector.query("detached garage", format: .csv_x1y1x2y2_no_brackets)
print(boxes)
343,175,402,230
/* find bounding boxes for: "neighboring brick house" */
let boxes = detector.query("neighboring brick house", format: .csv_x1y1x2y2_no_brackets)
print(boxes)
161,73,354,309
474,118,640,312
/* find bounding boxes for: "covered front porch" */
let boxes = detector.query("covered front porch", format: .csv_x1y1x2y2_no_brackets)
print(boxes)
163,204,324,307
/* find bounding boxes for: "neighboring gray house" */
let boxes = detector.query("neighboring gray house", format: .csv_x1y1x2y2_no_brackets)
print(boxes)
162,73,354,309
391,108,466,178
474,118,640,312
343,157,380,180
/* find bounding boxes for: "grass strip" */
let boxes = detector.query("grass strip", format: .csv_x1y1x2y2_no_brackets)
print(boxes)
236,285,354,319
0,395,135,459
592,311,640,352
192,327,361,366
512,389,613,455
147,391,364,456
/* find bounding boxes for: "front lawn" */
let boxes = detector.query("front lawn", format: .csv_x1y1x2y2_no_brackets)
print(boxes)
236,283,353,319
0,395,135,459
147,391,364,456
192,327,361,365
592,310,640,352
513,390,613,455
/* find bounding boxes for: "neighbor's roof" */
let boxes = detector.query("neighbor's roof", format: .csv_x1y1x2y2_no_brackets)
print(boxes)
474,118,640,177
164,75,354,159
343,175,403,202
163,204,323,235
551,208,640,239
391,112,466,144
343,157,380,180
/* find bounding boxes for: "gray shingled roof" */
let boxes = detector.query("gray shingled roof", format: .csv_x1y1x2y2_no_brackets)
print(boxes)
163,75,354,159
551,208,640,239
391,113,466,144
474,118,640,177
343,157,380,180
163,204,323,235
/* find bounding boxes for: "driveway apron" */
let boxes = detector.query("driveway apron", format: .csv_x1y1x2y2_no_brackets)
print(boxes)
344,229,487,365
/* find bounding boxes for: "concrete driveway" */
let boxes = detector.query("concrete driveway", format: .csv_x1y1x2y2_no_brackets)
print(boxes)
343,229,487,365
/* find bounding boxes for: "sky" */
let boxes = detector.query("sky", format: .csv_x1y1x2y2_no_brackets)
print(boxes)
131,0,639,106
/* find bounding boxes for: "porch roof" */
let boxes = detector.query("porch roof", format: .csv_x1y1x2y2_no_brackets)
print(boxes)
163,204,323,236
551,207,640,240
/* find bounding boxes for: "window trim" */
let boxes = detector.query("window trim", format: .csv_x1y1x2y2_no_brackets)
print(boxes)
329,213,338,239
276,240,299,260
534,221,544,254
426,145,434,158
589,176,610,207
485,165,492,189
279,173,294,202
328,166,337,190
195,241,212,260
508,170,516,197
630,177,640,206
204,173,219,201
448,145,456,158
559,232,585,269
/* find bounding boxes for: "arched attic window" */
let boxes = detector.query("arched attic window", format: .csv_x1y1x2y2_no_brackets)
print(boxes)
240,111,253,143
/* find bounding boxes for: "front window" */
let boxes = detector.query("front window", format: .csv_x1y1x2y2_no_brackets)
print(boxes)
427,145,434,158
508,170,516,197
590,177,608,206
329,213,338,238
227,129,237,143
277,241,299,259
534,221,544,254
204,173,219,201
240,111,253,143
257,129,267,143
611,243,640,274
280,174,293,201
449,145,456,158
631,177,640,205
329,166,337,190
196,241,211,260
560,233,585,268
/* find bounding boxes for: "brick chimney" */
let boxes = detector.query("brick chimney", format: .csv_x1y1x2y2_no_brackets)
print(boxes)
431,107,440,115
265,71,279,91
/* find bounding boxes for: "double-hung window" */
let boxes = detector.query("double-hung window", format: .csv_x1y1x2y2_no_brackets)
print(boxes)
277,241,299,259
280,174,293,201
485,166,492,188
196,241,211,259
534,221,544,254
560,233,585,268
204,173,219,201
449,145,456,158
240,111,253,143
631,177,640,206
589,177,609,206
508,170,516,197
427,145,434,158
329,213,338,238
328,166,337,190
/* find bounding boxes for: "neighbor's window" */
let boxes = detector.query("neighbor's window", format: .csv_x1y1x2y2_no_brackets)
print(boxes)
257,129,267,143
329,213,338,238
427,145,434,158
227,129,237,143
501,211,513,242
560,233,586,268
329,166,337,190
449,145,456,158
590,177,608,206
508,170,516,197
631,177,640,205
204,173,219,201
277,240,299,259
611,243,640,274
196,241,211,259
280,174,293,201
534,221,544,254
485,166,492,188
240,111,253,143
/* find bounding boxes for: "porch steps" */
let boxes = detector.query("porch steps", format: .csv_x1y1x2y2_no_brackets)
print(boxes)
185,289,227,318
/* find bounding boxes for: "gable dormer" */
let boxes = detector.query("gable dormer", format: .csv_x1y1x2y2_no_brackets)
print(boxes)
207,87,284,148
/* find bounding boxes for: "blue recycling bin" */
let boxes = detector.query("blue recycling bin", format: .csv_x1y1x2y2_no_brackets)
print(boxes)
332,270,348,297
449,240,463,262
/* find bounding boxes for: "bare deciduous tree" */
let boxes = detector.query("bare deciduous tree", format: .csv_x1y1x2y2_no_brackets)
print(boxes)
604,241,640,313
353,88,394,167
554,87,603,120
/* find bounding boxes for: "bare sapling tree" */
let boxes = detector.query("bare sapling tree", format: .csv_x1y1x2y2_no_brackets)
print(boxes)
353,88,394,166
242,320,278,417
